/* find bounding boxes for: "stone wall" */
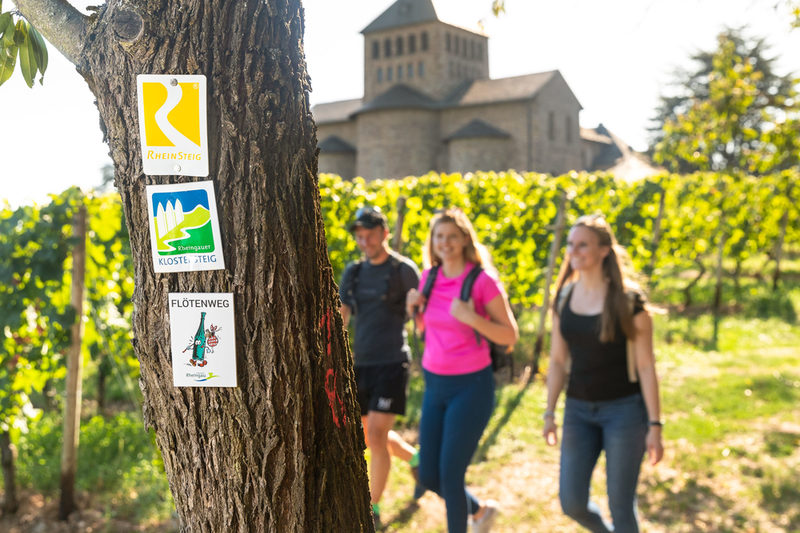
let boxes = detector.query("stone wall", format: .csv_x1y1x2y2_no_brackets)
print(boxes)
447,137,513,174
363,22,488,102
527,74,583,174
318,152,356,179
356,108,440,178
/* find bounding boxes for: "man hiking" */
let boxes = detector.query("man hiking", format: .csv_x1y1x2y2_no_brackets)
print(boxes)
339,206,420,530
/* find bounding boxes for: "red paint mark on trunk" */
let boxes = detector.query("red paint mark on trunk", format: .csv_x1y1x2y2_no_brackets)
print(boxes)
321,309,345,427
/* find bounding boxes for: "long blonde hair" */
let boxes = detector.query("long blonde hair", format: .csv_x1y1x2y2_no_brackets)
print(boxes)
553,213,640,342
423,208,495,271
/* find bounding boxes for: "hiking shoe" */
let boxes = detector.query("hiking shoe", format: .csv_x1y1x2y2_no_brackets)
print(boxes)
469,500,499,533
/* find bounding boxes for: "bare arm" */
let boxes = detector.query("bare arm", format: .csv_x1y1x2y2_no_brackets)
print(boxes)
634,310,664,465
406,288,425,333
339,304,352,326
543,313,569,446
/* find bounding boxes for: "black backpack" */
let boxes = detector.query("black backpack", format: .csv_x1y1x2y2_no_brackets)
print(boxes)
344,254,406,318
422,265,512,372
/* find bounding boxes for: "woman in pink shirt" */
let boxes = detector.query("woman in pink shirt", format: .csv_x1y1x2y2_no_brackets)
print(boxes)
406,208,518,533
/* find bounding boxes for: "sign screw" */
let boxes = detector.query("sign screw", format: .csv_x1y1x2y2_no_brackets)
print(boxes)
175,165,182,172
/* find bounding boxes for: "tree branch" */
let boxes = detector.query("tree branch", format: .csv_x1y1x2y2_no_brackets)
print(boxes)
14,0,89,66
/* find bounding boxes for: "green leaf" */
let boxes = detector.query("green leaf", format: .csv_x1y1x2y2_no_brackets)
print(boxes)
0,13,15,46
0,43,16,86
28,24,47,78
16,23,33,88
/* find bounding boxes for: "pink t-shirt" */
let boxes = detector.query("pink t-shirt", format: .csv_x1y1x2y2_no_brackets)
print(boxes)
419,263,504,375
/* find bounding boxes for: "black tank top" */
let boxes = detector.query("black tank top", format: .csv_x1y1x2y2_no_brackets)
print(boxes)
559,290,644,401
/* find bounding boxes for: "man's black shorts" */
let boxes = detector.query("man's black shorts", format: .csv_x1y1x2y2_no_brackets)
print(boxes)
355,361,409,416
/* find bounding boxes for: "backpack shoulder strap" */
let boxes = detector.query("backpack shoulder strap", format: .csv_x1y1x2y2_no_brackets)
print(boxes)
460,265,484,302
345,260,363,314
421,265,440,298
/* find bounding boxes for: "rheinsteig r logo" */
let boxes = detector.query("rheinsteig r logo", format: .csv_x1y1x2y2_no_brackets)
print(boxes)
137,74,209,176
141,81,201,148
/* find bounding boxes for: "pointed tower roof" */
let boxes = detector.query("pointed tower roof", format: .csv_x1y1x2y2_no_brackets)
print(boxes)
361,0,439,34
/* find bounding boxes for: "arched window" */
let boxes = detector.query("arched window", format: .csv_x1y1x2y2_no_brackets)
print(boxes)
387,66,393,81
418,61,425,77
397,64,403,80
377,68,383,83
421,31,429,51
548,111,556,141
565,116,572,143
396,36,404,56
408,34,416,53
407,63,413,79
384,38,392,58
372,41,380,59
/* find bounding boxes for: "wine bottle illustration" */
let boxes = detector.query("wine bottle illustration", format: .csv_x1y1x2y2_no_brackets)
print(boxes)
184,311,208,367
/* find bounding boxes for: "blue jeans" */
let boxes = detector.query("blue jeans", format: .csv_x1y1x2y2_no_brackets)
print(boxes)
560,393,648,533
417,366,495,533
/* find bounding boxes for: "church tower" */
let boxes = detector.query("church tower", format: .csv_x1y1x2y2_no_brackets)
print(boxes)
361,0,489,102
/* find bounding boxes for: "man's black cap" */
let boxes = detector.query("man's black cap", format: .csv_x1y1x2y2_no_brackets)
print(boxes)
348,206,388,232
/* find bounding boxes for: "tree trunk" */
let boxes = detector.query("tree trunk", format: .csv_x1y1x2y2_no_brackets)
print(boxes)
97,353,108,415
682,259,706,310
18,0,372,530
391,196,407,252
647,186,666,277
712,229,728,349
773,203,789,291
1,431,18,515
531,192,566,379
60,204,87,520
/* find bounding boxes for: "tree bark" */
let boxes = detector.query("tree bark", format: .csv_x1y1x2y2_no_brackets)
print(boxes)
682,259,706,310
531,192,566,379
772,196,790,291
18,0,372,530
60,204,87,520
647,186,666,277
1,431,18,515
391,196,407,252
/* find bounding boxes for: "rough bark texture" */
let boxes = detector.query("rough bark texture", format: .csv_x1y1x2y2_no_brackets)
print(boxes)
60,205,87,520
1,431,18,514
24,0,373,530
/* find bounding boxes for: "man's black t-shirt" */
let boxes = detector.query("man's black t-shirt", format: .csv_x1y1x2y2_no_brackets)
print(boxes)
339,251,419,367
560,290,645,401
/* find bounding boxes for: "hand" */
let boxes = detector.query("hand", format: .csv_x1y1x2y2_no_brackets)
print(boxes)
646,426,664,465
543,418,558,446
406,288,425,317
449,298,476,326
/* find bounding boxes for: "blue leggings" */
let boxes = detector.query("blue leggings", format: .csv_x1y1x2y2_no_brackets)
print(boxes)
417,366,495,533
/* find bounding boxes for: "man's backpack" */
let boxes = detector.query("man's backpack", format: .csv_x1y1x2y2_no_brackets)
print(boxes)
344,254,406,317
422,264,513,372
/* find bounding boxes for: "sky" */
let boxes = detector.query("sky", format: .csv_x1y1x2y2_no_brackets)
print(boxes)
2,0,799,207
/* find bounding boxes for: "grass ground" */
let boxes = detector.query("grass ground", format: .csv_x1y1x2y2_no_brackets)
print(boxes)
3,287,799,532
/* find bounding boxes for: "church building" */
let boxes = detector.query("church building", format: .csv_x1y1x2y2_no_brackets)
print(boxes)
313,0,646,180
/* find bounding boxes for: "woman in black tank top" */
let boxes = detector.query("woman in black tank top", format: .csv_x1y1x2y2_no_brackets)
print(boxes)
542,214,663,533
